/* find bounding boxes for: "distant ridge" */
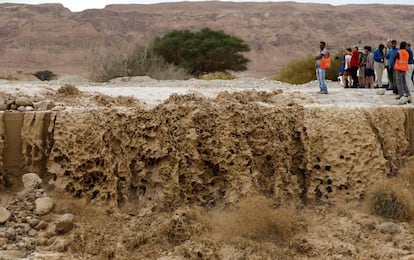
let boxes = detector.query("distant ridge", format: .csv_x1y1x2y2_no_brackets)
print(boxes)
0,2,413,78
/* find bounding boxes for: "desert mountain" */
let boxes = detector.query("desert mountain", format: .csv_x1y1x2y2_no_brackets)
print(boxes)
1,2,413,78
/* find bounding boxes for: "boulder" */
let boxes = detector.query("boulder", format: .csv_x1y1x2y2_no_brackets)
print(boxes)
0,207,11,224
379,222,400,235
34,100,55,110
0,101,7,111
35,197,54,215
55,214,74,234
22,173,42,190
15,97,33,107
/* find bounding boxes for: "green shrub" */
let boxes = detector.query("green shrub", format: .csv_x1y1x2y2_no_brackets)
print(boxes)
274,50,343,84
367,181,414,221
152,28,250,77
34,70,57,81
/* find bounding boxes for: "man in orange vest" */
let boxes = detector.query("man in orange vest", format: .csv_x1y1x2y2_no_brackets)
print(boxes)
315,41,330,94
394,41,411,104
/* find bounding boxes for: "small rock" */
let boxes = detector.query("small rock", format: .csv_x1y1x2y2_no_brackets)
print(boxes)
36,236,48,246
5,228,16,241
29,218,40,228
28,229,37,237
375,89,386,95
17,106,26,112
17,223,31,234
25,106,34,111
35,197,54,215
10,104,17,110
55,214,74,234
0,207,11,224
15,96,33,107
46,237,57,246
34,100,55,110
22,173,42,190
24,238,36,250
0,102,7,111
5,99,13,106
379,222,400,235
16,241,25,249
35,220,48,230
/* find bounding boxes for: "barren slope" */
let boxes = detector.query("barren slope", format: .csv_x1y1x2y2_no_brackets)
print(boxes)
1,2,414,77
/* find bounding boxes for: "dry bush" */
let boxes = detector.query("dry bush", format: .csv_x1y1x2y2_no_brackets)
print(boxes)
57,84,81,96
207,195,305,243
198,71,236,80
274,51,342,84
397,156,414,187
142,57,190,80
366,180,414,221
0,74,17,80
88,43,190,82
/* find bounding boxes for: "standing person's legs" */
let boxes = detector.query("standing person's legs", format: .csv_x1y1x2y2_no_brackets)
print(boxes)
393,69,398,95
358,67,365,88
396,70,401,98
316,68,321,91
365,69,374,88
397,70,411,103
406,64,414,92
351,67,358,87
400,70,410,98
316,68,327,93
387,66,393,90
374,62,384,88
396,70,404,98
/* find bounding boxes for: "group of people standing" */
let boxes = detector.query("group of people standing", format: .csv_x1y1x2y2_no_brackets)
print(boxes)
382,39,414,104
314,39,414,104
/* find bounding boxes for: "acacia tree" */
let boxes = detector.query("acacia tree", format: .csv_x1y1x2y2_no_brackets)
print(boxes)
152,28,250,76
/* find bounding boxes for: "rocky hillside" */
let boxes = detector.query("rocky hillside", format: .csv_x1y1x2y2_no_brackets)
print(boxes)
1,2,414,78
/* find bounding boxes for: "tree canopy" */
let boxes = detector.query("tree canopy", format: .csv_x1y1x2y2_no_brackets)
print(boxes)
152,28,250,76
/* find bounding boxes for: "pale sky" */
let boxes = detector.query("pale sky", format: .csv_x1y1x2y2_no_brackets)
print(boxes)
1,0,413,12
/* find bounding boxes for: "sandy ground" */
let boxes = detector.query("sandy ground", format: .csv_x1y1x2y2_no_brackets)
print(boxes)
0,76,414,259
0,76,408,108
